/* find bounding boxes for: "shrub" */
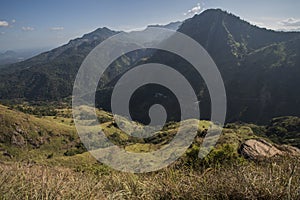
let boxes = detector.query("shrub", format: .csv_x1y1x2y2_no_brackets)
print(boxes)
185,144,246,168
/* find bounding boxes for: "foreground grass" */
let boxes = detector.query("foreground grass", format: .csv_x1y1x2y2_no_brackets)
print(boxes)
0,157,299,200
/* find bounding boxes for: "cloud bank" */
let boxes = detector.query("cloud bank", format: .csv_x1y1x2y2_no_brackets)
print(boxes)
280,18,300,27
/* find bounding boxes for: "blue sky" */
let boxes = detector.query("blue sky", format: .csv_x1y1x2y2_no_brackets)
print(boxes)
0,0,300,52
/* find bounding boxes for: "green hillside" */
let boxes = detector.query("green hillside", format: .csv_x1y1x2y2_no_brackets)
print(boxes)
0,104,300,199
0,103,299,167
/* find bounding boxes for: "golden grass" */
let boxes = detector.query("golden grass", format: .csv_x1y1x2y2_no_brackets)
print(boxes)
0,157,299,200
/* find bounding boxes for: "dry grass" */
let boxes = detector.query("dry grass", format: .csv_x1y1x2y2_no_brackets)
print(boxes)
0,157,299,200
1,104,300,199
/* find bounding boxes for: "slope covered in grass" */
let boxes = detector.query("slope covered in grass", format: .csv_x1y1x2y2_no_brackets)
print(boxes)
0,104,300,199
0,157,299,200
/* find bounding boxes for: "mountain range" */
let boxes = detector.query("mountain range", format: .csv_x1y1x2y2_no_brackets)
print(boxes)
0,9,300,124
0,48,49,66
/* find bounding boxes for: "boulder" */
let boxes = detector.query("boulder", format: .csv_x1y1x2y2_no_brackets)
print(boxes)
238,139,299,160
276,145,300,156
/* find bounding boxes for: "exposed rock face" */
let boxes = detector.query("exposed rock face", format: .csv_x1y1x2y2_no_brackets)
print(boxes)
276,145,300,156
239,139,300,160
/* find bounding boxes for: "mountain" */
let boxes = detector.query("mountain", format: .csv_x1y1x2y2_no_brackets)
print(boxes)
0,27,121,100
96,9,300,124
177,9,300,123
0,9,300,124
0,25,177,101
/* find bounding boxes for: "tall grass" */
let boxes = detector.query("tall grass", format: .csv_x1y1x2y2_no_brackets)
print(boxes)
0,157,299,199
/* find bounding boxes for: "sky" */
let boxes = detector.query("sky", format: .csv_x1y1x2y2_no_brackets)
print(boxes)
0,0,300,52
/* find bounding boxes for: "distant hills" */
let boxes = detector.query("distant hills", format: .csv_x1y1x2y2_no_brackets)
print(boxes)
0,50,20,65
0,48,49,66
147,21,182,30
0,27,119,100
0,9,300,124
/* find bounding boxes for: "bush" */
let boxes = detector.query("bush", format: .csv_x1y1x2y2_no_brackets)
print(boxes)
203,144,246,167
184,144,246,168
64,143,86,156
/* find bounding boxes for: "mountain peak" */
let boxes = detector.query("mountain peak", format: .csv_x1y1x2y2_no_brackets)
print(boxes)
63,27,118,49
81,27,119,40
92,27,117,34
191,8,246,25
201,8,227,15
179,8,300,55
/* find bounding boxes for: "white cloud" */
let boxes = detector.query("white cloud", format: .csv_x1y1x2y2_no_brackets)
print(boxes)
184,3,202,16
280,18,300,27
249,17,300,32
0,20,9,27
22,26,34,31
12,19,16,23
50,26,64,31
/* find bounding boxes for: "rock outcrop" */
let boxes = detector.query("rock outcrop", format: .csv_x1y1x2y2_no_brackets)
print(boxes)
239,139,300,160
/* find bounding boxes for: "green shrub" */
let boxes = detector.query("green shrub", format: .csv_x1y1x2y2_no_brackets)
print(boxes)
203,144,246,167
184,144,246,168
